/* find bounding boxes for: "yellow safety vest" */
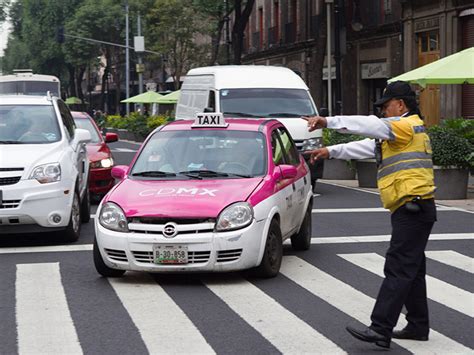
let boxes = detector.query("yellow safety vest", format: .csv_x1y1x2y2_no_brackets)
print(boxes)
377,114,435,212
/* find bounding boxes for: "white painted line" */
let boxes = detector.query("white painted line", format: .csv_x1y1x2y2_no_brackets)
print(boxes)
426,250,473,274
113,148,137,152
312,206,465,213
280,256,471,354
319,181,381,195
109,273,214,354
313,193,321,197
91,214,96,219
0,244,93,254
16,263,82,354
339,253,474,317
204,277,344,354
304,233,474,244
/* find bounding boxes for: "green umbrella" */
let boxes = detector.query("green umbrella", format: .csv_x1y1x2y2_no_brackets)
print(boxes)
388,47,474,87
156,90,180,104
65,96,84,105
121,91,163,103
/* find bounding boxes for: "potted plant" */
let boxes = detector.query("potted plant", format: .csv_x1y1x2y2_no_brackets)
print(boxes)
428,119,474,199
322,130,363,180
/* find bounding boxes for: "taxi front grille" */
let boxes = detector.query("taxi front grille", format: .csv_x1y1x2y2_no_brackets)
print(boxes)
130,217,215,225
132,250,211,264
0,176,21,186
105,248,128,262
0,200,21,209
217,249,243,263
128,221,215,235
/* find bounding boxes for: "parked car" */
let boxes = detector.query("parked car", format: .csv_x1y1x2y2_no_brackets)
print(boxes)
0,94,91,241
72,111,118,201
94,113,313,278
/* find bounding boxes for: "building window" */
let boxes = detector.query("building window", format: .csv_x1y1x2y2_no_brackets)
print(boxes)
384,0,392,15
419,31,439,53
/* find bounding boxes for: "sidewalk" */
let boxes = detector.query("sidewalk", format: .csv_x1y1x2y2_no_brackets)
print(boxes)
319,178,474,212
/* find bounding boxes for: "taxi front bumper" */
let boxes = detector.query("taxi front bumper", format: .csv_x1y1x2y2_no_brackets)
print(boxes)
94,218,267,273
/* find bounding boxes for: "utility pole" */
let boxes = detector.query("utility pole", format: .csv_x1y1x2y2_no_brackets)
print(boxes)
326,0,333,116
137,13,144,95
125,0,130,116
334,0,342,115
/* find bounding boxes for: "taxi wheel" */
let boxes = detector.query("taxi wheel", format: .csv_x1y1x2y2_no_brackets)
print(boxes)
254,219,282,278
80,189,91,223
63,190,81,242
291,204,312,251
93,239,126,277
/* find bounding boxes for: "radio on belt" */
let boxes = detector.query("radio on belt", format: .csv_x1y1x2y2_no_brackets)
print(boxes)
192,112,228,128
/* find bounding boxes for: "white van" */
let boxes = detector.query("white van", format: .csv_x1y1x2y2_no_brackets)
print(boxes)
175,65,324,184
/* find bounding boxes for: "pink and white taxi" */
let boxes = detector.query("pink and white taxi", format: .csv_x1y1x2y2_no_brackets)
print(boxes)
94,114,313,278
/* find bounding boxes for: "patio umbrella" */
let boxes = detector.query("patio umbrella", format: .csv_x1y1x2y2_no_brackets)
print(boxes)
65,96,84,105
121,91,163,103
388,47,474,87
156,90,180,104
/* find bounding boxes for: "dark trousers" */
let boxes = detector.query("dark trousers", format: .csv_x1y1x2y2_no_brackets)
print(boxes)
370,198,437,337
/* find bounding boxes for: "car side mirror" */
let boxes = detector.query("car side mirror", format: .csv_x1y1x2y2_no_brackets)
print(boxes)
111,165,128,180
319,107,329,117
74,128,91,144
203,107,215,113
105,132,118,143
274,164,298,180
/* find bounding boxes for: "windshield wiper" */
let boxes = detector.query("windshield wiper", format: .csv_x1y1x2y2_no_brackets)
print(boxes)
0,140,22,144
226,173,253,178
132,170,176,177
178,170,231,179
266,112,305,117
222,111,262,118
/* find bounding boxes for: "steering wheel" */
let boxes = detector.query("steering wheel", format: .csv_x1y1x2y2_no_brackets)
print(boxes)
221,162,251,175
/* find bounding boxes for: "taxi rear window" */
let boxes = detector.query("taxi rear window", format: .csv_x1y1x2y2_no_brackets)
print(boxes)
131,130,267,178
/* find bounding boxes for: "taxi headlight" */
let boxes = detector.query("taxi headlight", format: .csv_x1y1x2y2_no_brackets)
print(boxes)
91,158,114,169
99,202,129,232
216,202,253,231
30,163,61,183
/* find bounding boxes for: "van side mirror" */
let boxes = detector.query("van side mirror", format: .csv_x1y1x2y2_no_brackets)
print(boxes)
319,107,329,117
203,107,215,113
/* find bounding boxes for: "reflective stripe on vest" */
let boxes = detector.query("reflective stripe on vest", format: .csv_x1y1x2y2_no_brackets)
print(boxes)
380,151,432,168
378,159,433,179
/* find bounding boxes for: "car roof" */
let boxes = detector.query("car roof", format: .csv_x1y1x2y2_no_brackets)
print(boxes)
0,95,56,105
161,118,281,132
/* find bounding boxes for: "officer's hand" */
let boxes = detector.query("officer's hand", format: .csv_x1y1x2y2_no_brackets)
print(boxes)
303,147,330,164
302,115,328,132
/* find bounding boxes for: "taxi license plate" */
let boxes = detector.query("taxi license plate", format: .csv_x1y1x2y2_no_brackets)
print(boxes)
153,245,188,264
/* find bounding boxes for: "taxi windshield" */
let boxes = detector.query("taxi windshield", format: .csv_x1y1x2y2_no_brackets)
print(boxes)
131,130,267,179
0,105,61,144
220,88,316,118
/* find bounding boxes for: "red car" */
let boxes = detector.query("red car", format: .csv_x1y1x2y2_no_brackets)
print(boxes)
72,112,118,200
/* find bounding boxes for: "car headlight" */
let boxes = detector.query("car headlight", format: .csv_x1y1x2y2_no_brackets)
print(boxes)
216,202,254,231
90,158,114,169
30,163,61,183
301,137,323,151
99,202,129,232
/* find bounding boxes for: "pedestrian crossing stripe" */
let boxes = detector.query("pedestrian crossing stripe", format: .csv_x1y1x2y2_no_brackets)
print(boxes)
11,253,473,354
426,250,474,274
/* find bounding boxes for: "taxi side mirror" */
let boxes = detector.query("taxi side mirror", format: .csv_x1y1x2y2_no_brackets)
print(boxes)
111,165,128,180
105,132,119,143
275,164,298,180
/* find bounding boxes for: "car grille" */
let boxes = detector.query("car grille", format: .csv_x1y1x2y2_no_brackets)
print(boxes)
128,220,215,235
132,250,211,264
217,249,243,263
0,167,24,172
105,248,128,262
0,199,21,209
0,176,21,186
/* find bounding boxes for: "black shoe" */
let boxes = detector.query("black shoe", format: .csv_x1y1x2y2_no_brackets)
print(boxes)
392,328,428,341
346,326,391,349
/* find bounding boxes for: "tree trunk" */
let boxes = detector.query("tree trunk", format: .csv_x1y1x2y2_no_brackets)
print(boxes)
209,19,225,65
67,65,76,98
231,0,255,65
312,4,327,109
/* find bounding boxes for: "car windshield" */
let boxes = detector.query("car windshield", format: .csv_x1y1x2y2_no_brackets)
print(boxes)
131,130,267,179
0,105,61,144
220,88,316,118
74,118,101,143
0,81,60,96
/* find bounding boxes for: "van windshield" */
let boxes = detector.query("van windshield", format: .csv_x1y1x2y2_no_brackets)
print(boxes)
0,105,61,144
220,88,316,118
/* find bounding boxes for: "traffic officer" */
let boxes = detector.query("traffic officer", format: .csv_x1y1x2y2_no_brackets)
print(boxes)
303,81,437,349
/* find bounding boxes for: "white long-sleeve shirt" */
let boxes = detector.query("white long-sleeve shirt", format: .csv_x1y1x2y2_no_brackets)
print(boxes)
326,114,399,161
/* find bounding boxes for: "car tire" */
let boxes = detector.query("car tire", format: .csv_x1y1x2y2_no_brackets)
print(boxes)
93,239,126,277
253,219,282,278
80,189,91,223
63,190,81,242
291,203,312,251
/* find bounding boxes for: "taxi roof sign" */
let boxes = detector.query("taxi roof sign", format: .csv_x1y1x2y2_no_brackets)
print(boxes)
192,113,228,128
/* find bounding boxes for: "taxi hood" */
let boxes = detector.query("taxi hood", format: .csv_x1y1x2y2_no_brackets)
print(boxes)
106,178,264,218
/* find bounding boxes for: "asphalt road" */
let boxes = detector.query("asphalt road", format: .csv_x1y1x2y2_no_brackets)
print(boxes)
0,140,472,355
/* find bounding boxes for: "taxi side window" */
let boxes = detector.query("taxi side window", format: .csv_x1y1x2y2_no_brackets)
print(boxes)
57,100,75,139
277,128,300,166
271,132,285,166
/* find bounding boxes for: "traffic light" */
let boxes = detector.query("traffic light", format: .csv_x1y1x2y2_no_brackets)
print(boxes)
56,26,65,43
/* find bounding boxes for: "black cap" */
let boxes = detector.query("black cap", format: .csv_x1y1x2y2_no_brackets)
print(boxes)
374,81,415,107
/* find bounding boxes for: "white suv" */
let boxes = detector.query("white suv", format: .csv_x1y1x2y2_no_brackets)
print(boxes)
0,94,91,241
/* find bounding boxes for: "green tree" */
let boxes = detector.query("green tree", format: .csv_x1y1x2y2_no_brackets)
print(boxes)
231,0,254,64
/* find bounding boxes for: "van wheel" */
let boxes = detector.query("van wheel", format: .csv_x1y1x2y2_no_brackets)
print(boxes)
253,219,282,278
64,190,81,242
80,189,91,223
93,239,125,277
291,204,312,251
